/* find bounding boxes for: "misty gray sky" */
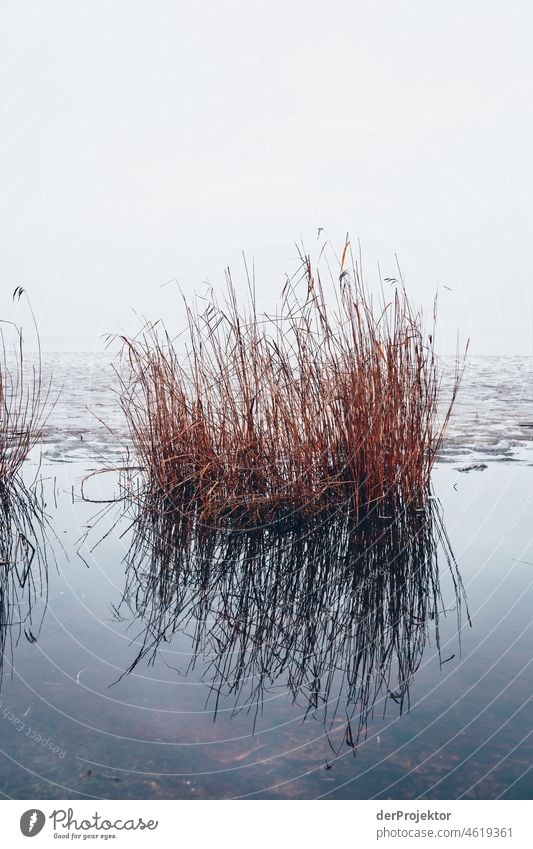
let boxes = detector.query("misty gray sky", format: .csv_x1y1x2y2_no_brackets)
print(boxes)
1,0,532,354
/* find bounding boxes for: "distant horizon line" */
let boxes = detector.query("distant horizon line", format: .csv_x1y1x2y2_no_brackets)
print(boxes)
19,335,533,358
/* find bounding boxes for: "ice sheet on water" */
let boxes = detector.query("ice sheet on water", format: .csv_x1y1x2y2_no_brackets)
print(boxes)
15,350,533,467
437,354,533,464
26,351,129,466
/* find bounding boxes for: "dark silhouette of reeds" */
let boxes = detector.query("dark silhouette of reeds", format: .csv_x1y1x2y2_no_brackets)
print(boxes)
0,299,50,687
0,477,49,689
115,240,466,526
116,497,468,750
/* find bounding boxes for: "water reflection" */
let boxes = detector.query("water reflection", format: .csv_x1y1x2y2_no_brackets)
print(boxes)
118,503,469,752
0,478,48,688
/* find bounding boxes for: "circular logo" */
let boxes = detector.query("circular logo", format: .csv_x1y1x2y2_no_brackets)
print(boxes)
20,810,46,837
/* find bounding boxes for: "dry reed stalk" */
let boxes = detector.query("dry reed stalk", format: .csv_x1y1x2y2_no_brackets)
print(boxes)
0,302,49,481
115,239,467,527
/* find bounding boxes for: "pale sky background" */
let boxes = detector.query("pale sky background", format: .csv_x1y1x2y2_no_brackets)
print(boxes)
1,0,533,354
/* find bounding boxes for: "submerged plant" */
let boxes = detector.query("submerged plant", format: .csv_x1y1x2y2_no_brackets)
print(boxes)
115,239,466,527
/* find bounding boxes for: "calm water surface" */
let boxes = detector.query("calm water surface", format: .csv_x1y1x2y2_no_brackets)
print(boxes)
0,353,531,799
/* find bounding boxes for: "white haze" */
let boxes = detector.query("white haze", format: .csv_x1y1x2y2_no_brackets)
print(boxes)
1,0,533,354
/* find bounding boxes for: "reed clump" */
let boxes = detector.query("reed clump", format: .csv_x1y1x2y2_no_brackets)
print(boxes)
117,240,465,527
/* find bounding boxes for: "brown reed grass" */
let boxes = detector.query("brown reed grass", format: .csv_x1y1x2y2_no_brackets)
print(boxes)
115,239,467,527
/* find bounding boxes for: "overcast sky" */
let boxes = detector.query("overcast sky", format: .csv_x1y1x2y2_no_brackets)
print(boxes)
1,0,532,354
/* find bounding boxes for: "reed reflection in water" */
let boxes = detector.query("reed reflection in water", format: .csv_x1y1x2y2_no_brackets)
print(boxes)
0,478,48,690
117,500,469,755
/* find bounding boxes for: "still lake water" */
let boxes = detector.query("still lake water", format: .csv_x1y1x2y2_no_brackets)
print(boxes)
0,353,532,799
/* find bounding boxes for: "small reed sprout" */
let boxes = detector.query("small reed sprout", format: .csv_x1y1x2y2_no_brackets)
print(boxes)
116,239,466,527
